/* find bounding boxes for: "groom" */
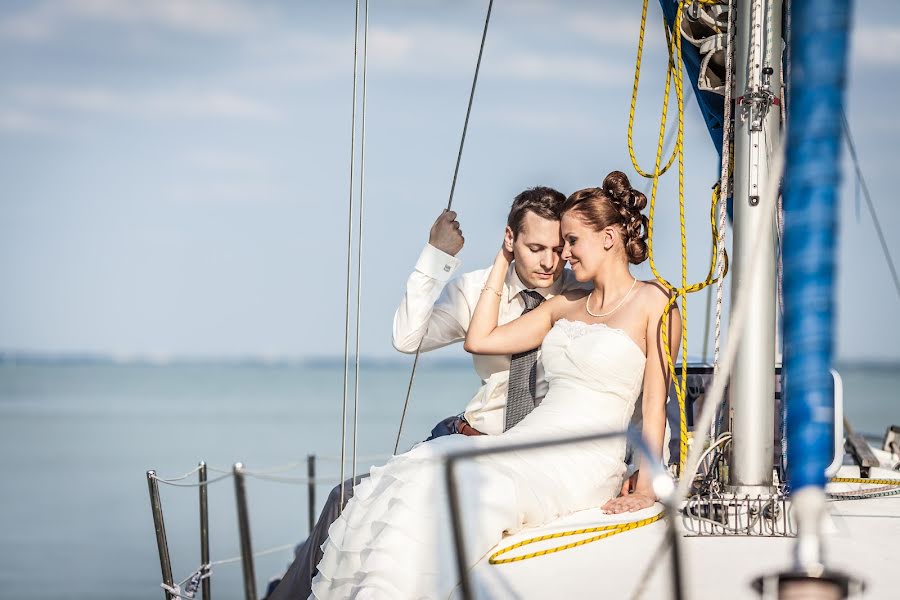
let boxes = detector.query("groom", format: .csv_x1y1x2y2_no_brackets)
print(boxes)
267,186,585,599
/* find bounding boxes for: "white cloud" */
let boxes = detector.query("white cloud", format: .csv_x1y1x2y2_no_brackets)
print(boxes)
487,107,600,133
852,25,900,67
0,6,56,42
64,0,262,34
0,109,54,134
169,180,286,204
565,12,663,48
492,52,632,85
0,0,263,42
183,149,267,173
286,23,636,86
240,32,352,84
11,86,281,122
368,25,480,75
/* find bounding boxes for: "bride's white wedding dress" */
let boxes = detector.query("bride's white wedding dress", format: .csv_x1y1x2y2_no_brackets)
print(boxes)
310,319,647,599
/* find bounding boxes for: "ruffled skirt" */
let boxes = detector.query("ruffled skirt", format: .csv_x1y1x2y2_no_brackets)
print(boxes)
310,419,626,599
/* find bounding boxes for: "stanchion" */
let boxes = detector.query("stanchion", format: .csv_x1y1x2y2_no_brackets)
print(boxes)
233,463,257,600
147,470,175,600
198,461,211,600
307,454,316,533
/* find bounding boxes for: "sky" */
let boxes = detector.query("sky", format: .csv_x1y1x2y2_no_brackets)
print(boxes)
1,0,898,363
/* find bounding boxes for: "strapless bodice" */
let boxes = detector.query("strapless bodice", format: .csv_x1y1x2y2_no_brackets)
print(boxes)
541,318,646,401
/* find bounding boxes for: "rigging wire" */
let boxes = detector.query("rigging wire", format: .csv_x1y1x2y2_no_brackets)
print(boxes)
340,0,363,511
712,0,736,439
351,0,371,496
394,0,495,454
841,110,900,303
447,0,495,211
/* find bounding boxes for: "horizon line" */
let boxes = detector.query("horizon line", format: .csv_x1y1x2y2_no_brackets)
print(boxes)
1,350,898,369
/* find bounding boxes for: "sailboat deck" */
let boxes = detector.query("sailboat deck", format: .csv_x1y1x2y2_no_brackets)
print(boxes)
459,465,900,599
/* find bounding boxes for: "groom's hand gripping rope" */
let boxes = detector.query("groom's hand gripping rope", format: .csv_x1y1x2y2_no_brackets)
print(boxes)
429,210,464,256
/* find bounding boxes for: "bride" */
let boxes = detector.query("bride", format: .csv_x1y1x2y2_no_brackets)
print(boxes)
310,171,681,599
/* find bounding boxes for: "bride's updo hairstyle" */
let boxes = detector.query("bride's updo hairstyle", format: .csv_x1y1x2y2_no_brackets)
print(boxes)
561,171,649,264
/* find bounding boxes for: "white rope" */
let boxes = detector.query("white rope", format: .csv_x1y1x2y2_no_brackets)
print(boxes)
205,465,232,474
151,466,202,483
151,455,392,490
208,542,296,567
316,453,391,463
153,472,233,488
161,566,209,600
242,472,342,485
710,0,736,439
163,542,298,596
713,0,735,376
698,432,732,475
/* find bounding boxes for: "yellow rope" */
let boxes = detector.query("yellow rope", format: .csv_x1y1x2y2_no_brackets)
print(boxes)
631,0,730,473
627,1,677,178
830,477,900,486
487,478,898,566
488,512,664,565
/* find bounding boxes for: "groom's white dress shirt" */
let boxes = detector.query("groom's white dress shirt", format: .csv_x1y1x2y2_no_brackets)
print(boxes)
392,243,585,436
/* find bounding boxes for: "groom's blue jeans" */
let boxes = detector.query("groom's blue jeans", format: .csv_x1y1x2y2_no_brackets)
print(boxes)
265,415,466,600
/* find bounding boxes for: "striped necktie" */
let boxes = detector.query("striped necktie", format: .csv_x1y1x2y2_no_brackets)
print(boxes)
504,290,545,431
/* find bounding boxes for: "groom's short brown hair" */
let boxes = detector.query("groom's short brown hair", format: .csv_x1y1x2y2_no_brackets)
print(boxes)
507,186,566,238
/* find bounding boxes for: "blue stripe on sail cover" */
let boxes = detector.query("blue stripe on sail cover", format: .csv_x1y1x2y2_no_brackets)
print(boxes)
782,0,853,491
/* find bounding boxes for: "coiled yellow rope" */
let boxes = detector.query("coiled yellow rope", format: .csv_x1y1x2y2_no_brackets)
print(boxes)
488,512,664,565
831,477,900,486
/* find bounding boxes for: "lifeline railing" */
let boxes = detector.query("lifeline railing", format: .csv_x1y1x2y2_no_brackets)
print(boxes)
443,428,685,600
145,453,389,600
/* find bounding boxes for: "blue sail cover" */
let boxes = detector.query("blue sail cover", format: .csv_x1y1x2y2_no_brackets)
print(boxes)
658,1,725,158
782,0,852,491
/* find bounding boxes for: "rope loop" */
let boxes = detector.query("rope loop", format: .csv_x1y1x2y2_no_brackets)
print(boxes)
489,512,664,564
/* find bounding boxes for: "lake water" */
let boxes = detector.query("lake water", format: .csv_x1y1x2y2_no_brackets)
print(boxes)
0,361,896,599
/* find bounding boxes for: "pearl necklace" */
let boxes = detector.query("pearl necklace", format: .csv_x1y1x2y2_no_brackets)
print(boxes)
585,278,638,318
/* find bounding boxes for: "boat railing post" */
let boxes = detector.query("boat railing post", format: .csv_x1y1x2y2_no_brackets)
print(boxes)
198,461,211,600
307,454,316,533
444,456,472,600
233,463,257,600
146,470,176,600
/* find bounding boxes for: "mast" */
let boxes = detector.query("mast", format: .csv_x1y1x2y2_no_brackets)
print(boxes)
728,0,783,493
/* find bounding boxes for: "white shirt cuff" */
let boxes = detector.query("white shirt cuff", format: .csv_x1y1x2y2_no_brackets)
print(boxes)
415,244,461,282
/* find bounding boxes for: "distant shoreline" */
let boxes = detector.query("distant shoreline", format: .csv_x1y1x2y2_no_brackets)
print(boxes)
1,352,898,370
0,352,474,369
